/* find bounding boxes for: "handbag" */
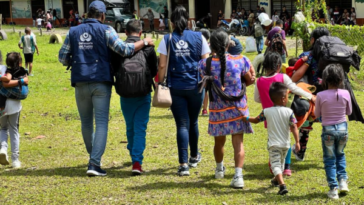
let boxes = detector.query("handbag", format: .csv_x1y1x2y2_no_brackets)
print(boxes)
152,34,172,108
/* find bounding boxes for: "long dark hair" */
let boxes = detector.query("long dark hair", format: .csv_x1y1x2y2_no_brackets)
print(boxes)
210,29,229,85
310,27,330,50
6,52,22,71
322,64,345,100
263,52,282,76
170,5,189,34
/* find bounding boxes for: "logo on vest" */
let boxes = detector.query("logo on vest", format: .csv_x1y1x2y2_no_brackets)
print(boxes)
175,40,190,57
79,32,93,50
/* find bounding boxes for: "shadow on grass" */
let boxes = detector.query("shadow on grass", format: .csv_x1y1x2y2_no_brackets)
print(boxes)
149,115,174,120
0,164,178,178
254,192,326,203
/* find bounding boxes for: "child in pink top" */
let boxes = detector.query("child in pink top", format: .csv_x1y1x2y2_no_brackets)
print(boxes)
314,64,351,200
254,52,315,176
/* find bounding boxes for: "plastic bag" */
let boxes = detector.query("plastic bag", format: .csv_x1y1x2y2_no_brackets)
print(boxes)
245,37,257,53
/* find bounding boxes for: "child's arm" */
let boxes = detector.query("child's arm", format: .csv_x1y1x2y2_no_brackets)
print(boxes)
254,82,261,103
2,76,28,88
242,110,265,124
283,74,313,100
289,113,301,152
314,94,321,118
0,73,12,83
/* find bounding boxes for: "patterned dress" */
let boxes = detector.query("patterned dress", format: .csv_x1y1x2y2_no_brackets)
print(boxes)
199,54,253,136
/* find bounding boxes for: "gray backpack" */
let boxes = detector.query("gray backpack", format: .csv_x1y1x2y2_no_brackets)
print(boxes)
254,23,264,37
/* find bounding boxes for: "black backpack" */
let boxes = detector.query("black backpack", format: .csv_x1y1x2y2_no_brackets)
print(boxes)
114,50,152,98
267,31,284,55
312,36,361,77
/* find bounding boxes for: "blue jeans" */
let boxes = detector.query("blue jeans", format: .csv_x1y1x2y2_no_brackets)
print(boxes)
164,18,168,29
170,88,204,164
120,94,151,165
321,122,348,189
255,36,264,53
75,82,112,166
281,54,287,64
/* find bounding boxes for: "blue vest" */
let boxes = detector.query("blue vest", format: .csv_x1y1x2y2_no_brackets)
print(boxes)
164,30,202,90
69,19,111,84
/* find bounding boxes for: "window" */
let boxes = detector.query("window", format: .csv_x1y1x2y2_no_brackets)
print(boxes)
106,9,115,16
271,0,297,19
232,0,258,12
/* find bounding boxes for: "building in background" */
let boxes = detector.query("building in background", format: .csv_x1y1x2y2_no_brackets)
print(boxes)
0,0,363,26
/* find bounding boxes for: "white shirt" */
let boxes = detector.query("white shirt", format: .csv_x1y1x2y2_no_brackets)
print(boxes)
157,35,211,56
254,73,312,103
18,35,37,54
262,107,296,148
0,65,22,116
36,18,43,25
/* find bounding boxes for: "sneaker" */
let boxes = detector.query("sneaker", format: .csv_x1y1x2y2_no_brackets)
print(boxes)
339,179,349,193
278,184,289,195
292,144,304,161
327,187,339,199
86,163,107,176
230,175,244,188
215,166,225,179
12,159,21,168
283,169,292,176
29,73,34,76
0,149,9,165
132,162,143,176
202,109,208,116
271,178,279,187
177,165,190,176
188,153,202,168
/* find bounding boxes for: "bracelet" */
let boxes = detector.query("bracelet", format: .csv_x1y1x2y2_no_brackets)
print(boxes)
21,79,24,85
246,116,250,121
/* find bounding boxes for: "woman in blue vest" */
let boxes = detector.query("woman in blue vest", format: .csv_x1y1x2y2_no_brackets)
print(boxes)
157,5,211,176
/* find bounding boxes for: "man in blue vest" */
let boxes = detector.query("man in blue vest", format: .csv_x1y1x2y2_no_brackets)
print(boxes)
58,0,154,177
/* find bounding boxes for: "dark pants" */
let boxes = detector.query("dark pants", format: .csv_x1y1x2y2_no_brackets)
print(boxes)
149,20,154,31
170,88,204,164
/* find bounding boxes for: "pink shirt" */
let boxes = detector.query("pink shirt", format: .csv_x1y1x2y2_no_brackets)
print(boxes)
256,73,284,109
315,89,352,126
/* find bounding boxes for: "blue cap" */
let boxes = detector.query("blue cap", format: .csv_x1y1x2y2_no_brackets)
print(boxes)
228,36,244,55
89,1,106,13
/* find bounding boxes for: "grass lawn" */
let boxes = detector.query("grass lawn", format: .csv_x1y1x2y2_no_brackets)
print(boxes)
0,30,364,204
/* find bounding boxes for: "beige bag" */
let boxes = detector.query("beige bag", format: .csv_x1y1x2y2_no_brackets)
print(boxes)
152,34,172,108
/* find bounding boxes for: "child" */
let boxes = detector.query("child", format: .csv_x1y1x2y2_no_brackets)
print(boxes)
254,52,315,176
18,27,39,76
198,29,255,188
286,56,308,78
46,21,52,31
0,52,29,168
159,14,165,31
200,28,211,116
36,17,43,29
244,82,300,195
272,11,279,27
315,64,351,199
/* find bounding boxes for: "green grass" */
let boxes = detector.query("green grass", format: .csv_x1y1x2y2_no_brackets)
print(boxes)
0,31,364,204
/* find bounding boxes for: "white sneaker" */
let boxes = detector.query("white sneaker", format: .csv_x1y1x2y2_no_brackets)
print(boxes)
215,167,225,179
339,179,349,193
0,149,9,165
327,188,339,199
230,175,244,188
12,160,21,168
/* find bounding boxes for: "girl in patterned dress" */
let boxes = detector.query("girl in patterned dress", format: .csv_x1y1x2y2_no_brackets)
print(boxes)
198,30,255,188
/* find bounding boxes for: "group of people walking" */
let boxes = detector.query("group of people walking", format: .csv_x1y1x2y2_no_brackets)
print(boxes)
1,0,347,200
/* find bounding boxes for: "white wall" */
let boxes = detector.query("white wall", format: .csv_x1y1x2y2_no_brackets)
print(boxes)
225,0,231,19
189,0,195,18
259,0,271,17
353,1,364,19
77,0,84,16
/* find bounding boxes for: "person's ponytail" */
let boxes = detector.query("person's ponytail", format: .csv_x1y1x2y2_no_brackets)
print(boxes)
210,29,229,85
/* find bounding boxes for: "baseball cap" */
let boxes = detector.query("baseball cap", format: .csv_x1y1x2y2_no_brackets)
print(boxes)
89,1,106,13
228,36,243,55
